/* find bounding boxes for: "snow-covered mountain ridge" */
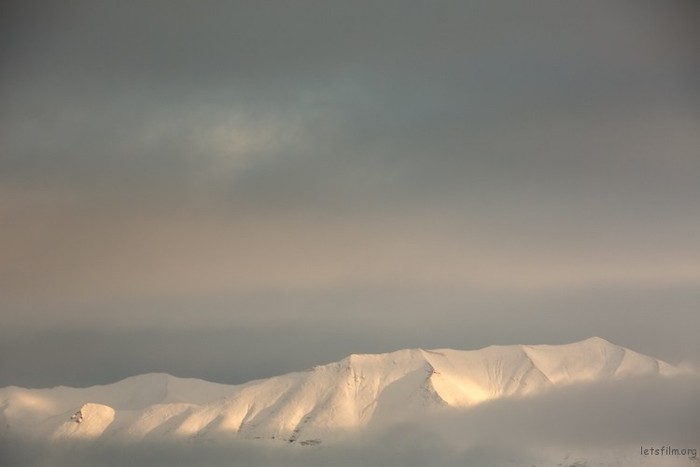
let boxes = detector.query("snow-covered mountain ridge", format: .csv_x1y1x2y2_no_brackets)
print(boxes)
0,337,683,445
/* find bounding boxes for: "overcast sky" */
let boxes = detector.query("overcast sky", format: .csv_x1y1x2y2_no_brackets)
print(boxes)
1,0,699,388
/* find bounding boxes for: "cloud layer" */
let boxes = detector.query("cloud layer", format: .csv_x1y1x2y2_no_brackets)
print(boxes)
2,374,698,467
1,0,699,387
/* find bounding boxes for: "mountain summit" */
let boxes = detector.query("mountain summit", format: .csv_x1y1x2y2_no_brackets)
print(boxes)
0,338,680,445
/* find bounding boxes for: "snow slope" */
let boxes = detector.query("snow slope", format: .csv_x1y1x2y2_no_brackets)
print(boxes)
0,337,683,446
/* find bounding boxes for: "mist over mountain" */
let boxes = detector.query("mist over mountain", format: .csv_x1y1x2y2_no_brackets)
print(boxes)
2,338,697,467
3,1,700,466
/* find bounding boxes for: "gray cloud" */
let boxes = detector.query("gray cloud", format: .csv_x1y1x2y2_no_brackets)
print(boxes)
1,0,699,392
3,0,698,189
2,284,698,388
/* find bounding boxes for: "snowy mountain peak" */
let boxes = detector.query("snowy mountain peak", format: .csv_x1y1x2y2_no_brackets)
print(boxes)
0,338,683,445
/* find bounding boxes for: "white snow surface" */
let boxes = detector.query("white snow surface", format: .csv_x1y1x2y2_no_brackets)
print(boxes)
0,337,683,445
